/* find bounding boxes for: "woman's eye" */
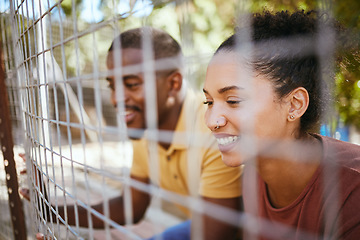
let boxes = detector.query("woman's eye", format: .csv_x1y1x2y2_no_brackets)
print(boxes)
203,101,213,106
227,100,241,105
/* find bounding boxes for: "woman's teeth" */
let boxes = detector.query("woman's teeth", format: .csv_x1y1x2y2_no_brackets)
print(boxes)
217,136,238,145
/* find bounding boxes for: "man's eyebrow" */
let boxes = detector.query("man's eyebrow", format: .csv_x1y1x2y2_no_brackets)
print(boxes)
123,75,141,81
107,75,141,82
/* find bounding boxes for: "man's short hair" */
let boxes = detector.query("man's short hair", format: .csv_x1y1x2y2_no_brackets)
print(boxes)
109,27,183,63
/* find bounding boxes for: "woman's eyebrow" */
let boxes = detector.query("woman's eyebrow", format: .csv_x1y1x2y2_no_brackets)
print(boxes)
203,85,243,95
218,85,242,94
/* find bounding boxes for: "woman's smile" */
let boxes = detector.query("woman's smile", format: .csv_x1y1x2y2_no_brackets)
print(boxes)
214,134,240,152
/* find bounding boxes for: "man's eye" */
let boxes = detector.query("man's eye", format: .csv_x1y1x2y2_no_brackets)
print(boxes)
107,83,115,90
125,83,141,89
203,101,213,106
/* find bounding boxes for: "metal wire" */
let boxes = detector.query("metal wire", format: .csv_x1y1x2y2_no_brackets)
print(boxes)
1,0,356,239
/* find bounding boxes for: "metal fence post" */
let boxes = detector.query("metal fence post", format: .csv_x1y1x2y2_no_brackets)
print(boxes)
0,43,27,240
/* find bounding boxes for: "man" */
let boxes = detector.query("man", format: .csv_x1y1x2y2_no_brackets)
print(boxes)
106,27,243,240
24,27,243,240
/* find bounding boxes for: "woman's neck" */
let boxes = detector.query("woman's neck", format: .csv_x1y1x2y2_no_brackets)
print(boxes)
257,134,322,208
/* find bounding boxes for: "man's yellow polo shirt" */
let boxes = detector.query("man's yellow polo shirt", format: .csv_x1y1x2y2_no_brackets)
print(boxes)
130,90,242,207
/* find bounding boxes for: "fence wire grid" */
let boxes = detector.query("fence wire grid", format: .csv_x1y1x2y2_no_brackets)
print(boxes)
1,0,360,240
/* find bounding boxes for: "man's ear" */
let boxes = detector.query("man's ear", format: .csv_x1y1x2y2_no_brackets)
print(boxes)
287,87,309,121
167,71,183,93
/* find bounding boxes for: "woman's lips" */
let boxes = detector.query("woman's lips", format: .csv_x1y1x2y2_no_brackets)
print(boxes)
214,134,240,152
216,136,238,145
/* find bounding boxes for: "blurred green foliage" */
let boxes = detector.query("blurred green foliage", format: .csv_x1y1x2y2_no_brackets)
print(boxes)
2,0,359,131
54,0,360,131
60,0,83,16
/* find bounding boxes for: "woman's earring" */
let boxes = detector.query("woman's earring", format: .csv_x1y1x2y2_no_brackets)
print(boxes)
290,115,295,120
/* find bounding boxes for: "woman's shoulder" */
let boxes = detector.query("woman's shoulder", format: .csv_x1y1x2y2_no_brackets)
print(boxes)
315,134,360,173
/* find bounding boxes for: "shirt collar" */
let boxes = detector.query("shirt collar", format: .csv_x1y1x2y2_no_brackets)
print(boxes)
167,89,198,153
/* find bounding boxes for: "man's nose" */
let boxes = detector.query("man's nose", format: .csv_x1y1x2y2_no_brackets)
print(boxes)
111,87,129,108
110,90,117,108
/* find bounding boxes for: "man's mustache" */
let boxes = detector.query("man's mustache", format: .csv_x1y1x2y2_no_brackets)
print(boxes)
114,104,141,116
115,104,141,113
125,105,141,112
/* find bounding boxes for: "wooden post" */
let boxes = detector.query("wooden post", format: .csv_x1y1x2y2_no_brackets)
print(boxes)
0,40,27,239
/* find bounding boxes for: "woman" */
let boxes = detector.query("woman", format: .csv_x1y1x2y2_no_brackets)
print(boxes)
203,10,360,239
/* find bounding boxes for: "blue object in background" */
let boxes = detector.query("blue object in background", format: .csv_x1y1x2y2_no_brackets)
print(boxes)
146,220,191,240
320,124,349,142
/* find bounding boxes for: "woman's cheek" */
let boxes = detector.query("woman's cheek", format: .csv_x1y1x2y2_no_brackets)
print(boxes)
235,108,256,132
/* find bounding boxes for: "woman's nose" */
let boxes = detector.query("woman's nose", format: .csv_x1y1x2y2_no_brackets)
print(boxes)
206,115,227,131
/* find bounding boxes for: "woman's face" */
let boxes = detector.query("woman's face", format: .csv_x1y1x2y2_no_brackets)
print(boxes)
203,53,292,167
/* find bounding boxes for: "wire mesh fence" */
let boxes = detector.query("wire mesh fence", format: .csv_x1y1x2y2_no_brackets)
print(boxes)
1,0,214,239
1,0,360,240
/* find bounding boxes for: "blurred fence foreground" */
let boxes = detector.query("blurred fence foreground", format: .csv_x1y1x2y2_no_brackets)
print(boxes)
2,0,360,240
0,0,194,239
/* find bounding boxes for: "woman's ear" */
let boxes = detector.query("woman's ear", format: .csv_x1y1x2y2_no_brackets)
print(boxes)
287,87,309,121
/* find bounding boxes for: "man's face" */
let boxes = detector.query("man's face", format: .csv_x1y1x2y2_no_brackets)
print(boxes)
106,48,169,135
106,48,147,131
